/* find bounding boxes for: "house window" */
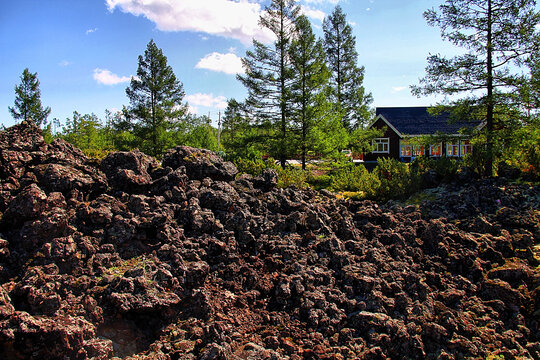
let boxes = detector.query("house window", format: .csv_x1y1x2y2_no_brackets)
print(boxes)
414,145,425,156
373,138,389,153
430,143,442,157
400,140,412,157
400,141,425,157
460,140,472,156
447,141,460,157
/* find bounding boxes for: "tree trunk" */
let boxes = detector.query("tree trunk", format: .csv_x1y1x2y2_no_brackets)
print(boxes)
279,1,287,170
486,0,494,177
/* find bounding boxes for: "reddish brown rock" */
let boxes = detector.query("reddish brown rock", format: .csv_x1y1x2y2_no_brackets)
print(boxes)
0,122,537,359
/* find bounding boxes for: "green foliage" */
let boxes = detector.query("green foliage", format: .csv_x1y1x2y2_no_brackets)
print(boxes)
221,98,249,152
277,167,309,189
412,156,460,182
289,15,338,169
495,119,540,178
374,158,419,201
175,114,219,151
234,157,275,177
323,5,372,130
307,173,332,190
233,155,307,188
328,163,380,197
412,0,540,176
126,39,188,157
349,126,383,154
60,111,114,158
9,68,51,126
42,123,55,144
237,0,301,168
307,100,349,160
485,354,505,360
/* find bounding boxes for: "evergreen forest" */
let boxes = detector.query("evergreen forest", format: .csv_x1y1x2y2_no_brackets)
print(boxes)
6,0,540,201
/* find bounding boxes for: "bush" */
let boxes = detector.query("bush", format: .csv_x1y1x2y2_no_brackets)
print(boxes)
374,158,419,200
307,173,332,190
277,167,309,189
411,156,460,184
462,148,489,177
328,163,380,198
234,157,271,177
234,156,308,188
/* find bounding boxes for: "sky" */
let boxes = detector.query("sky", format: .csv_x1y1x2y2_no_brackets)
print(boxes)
0,0,458,129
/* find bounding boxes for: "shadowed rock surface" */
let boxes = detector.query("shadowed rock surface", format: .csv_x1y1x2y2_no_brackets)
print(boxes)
0,121,538,359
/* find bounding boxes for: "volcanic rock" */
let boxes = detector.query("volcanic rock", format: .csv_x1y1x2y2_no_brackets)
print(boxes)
162,146,238,181
0,122,538,359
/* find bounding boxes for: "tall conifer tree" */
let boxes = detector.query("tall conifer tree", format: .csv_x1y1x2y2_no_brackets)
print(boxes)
412,0,539,176
323,6,372,130
9,68,51,126
290,15,334,169
126,39,187,157
237,0,300,168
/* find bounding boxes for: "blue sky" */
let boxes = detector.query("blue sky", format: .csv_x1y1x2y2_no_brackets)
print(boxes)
0,0,456,129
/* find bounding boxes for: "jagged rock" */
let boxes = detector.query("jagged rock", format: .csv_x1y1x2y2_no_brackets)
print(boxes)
0,121,46,152
0,121,537,359
33,163,108,197
100,149,159,192
46,138,92,166
253,169,279,191
162,146,238,181
1,183,47,227
0,312,99,360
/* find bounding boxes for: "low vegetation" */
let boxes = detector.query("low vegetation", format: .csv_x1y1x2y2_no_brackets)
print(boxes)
6,0,540,199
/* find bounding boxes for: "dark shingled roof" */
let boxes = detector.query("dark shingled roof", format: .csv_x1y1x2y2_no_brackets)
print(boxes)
375,107,481,136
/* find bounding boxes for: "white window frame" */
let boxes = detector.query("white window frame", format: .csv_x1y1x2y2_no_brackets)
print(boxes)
400,140,412,157
460,139,472,156
401,141,425,158
413,145,425,157
373,138,390,153
430,143,443,157
446,140,460,157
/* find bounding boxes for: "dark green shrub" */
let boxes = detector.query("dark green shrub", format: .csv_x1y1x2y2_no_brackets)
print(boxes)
329,163,380,198
234,157,269,176
277,167,309,188
374,158,419,200
307,173,332,190
412,156,460,183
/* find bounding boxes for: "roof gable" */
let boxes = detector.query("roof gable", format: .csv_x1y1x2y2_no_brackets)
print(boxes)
373,114,402,137
373,107,480,136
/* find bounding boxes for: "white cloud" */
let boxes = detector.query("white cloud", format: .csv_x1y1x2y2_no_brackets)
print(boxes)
86,28,98,35
188,105,199,115
106,0,275,44
300,5,326,22
185,93,228,109
93,68,132,85
196,52,244,75
392,86,407,93
303,0,340,4
59,60,71,67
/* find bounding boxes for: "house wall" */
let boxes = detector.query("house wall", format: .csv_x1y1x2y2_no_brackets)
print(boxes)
363,118,401,163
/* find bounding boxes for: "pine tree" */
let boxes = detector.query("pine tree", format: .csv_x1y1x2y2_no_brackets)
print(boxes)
9,68,51,126
323,6,372,130
126,39,187,157
411,0,540,176
237,0,300,168
290,15,333,169
222,99,246,145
